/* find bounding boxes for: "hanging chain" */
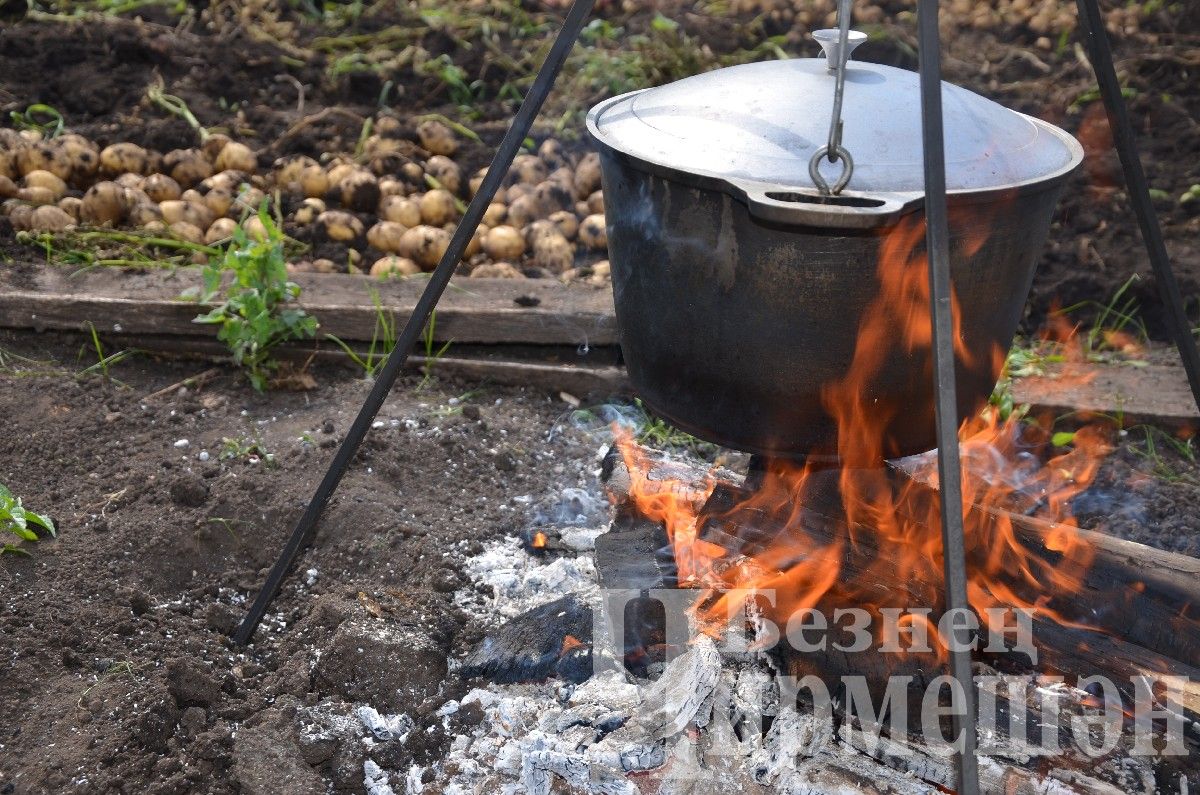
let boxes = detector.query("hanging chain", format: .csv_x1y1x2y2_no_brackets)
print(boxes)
809,0,855,195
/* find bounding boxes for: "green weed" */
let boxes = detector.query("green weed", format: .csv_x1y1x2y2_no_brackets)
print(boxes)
417,310,452,389
631,398,718,458
219,434,276,466
327,288,396,378
0,483,56,556
77,321,138,383
1129,425,1197,484
185,202,318,391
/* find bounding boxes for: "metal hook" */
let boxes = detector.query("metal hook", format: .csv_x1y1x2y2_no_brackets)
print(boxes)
809,0,856,195
808,145,854,196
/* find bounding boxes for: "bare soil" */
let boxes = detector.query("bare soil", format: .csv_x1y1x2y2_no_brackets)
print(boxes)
0,328,601,793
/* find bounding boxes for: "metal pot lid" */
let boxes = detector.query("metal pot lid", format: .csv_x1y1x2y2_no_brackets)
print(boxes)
586,57,1083,197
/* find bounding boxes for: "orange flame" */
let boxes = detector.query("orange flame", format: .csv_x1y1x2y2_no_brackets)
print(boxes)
616,214,1118,661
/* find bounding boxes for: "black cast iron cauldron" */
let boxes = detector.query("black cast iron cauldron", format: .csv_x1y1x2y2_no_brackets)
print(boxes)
586,45,1084,461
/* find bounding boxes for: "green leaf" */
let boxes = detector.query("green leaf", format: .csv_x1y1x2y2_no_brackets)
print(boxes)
1051,431,1077,447
25,511,55,537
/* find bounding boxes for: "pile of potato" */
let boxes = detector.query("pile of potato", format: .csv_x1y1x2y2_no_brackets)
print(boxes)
0,116,611,285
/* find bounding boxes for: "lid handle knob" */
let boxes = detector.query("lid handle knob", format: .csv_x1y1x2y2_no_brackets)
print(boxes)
812,28,867,73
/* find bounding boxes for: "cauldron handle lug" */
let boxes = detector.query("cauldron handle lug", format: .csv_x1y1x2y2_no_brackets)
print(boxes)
734,183,923,230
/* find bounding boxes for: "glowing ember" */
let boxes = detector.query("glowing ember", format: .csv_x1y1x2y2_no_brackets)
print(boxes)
532,530,548,549
614,214,1118,659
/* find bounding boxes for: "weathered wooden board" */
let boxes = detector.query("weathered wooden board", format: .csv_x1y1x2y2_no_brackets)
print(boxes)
1012,358,1199,429
0,265,618,346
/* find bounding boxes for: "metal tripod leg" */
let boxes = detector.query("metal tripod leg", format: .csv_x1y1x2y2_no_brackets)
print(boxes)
234,0,598,645
917,1,981,793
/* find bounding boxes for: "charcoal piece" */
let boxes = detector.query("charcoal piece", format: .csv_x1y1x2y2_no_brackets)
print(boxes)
460,595,593,684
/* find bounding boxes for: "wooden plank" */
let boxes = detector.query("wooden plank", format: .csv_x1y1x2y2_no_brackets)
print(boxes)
1012,356,1199,429
0,264,618,346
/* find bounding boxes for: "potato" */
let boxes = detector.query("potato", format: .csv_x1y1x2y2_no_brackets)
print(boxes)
548,210,578,241
300,165,330,198
143,173,182,203
203,186,233,218
56,134,100,185
312,258,337,274
17,142,72,180
17,186,56,206
579,214,607,250
164,149,213,187
532,231,575,272
0,174,15,199
57,196,82,220
99,143,150,177
6,202,33,231
367,221,408,254
242,215,272,242
524,219,560,245
574,152,602,198
326,162,357,187
29,204,75,232
482,201,507,227
505,183,533,204
287,260,314,274
0,150,18,182
464,226,485,258
181,188,204,204
587,190,605,215
338,169,380,212
470,262,525,279
589,260,611,285
417,119,458,156
275,155,319,186
293,198,325,226
380,195,422,227
205,217,238,244
397,225,451,270
169,221,205,245
215,141,256,174
374,115,402,136
534,179,573,214
510,153,547,186
482,225,525,260
539,138,567,170
22,170,66,200
317,210,364,243
201,133,232,162
469,166,488,196
114,172,143,190
127,202,163,228
378,177,406,196
419,189,457,226
400,162,424,186
362,134,402,159
232,185,266,215
506,193,543,228
575,200,590,218
370,255,422,278
545,165,575,193
160,199,215,230
425,155,462,195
